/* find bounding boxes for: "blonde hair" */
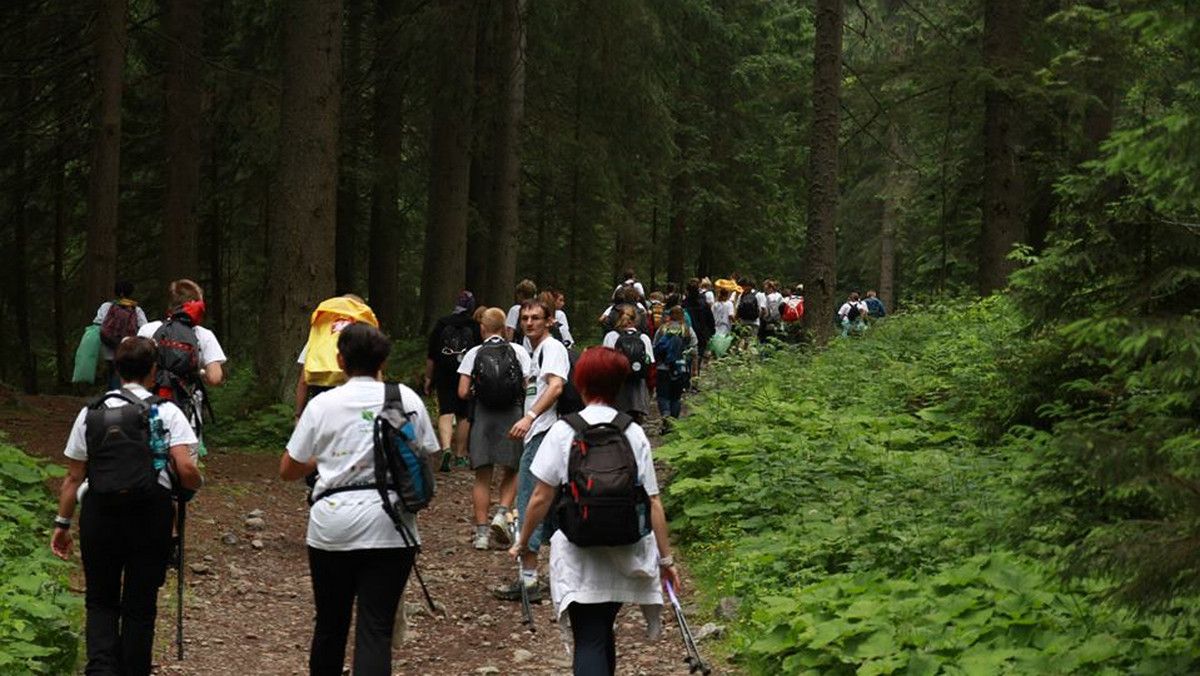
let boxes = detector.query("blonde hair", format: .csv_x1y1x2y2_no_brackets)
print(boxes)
615,306,636,330
480,307,507,335
168,279,203,307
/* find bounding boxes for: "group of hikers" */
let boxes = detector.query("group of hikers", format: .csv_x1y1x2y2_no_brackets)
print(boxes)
51,270,887,675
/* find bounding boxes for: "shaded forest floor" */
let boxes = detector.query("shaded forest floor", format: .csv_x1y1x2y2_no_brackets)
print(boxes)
0,388,720,675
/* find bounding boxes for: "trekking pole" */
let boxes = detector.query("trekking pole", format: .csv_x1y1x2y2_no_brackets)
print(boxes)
176,497,186,660
511,511,536,633
665,580,710,675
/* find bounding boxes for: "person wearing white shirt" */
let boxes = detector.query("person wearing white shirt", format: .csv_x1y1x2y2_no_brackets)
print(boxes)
51,337,202,676
457,308,532,550
493,298,568,602
510,346,679,676
92,280,149,389
837,292,870,337
612,268,646,302
136,279,227,388
712,287,734,336
602,308,655,422
504,278,539,343
280,323,438,675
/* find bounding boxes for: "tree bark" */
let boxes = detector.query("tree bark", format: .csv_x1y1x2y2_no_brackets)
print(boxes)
879,123,901,313
12,19,37,393
259,0,342,399
667,171,686,286
979,0,1024,295
162,0,203,286
85,0,127,312
421,0,477,330
802,0,843,344
336,0,364,295
369,0,405,335
466,4,496,303
484,0,526,307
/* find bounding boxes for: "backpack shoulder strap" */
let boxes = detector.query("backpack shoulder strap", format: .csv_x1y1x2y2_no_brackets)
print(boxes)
611,412,634,431
563,413,588,435
383,382,403,407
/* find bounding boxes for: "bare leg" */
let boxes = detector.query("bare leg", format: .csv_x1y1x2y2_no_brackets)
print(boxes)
454,418,471,460
498,466,518,510
437,414,454,451
473,465,494,525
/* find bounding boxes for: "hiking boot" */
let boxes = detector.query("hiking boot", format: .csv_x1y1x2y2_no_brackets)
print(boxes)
439,450,453,472
473,531,490,551
455,456,470,468
490,510,512,546
491,578,542,603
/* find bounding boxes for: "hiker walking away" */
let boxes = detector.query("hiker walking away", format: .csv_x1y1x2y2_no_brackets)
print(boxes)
509,346,680,676
602,306,655,424
295,294,379,419
493,298,569,602
653,306,697,420
457,308,532,550
505,279,539,343
549,287,574,348
425,291,482,472
684,278,715,377
712,287,734,337
613,267,646,302
599,285,650,335
93,280,148,389
838,292,869,337
280,323,438,676
762,279,784,341
780,286,805,342
51,337,203,676
699,277,716,307
864,289,887,319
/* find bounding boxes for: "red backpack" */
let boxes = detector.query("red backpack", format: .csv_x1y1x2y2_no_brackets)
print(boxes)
781,297,804,323
100,302,140,349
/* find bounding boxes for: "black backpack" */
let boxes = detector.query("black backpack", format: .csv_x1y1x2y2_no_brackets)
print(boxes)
153,312,200,398
439,322,475,366
473,342,524,409
85,390,165,504
847,303,862,322
538,346,583,416
615,330,649,380
736,292,760,321
99,303,139,349
555,413,651,547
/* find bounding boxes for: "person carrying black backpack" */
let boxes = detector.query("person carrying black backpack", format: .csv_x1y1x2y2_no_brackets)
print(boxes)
138,279,227,411
455,308,532,550
91,280,149,389
602,307,655,424
424,291,482,472
509,346,679,676
51,337,203,676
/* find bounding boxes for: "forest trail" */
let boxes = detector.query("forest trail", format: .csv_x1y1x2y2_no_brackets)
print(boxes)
0,390,713,676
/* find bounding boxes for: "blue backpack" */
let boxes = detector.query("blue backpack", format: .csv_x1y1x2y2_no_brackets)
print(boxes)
654,330,685,367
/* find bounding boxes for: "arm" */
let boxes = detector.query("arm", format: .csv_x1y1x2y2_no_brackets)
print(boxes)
50,459,86,560
512,480,557,553
423,358,435,396
649,494,680,590
295,369,308,418
280,453,317,482
507,374,564,440
457,373,472,401
169,444,203,491
201,362,224,387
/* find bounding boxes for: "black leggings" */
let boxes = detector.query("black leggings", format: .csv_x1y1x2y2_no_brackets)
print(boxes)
568,602,622,676
308,546,415,676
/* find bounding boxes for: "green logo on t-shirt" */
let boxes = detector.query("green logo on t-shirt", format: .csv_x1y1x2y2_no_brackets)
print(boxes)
361,410,375,421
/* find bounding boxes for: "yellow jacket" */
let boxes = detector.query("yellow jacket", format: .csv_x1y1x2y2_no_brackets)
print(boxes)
303,297,380,386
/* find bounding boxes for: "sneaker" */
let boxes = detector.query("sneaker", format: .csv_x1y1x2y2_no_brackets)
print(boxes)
439,450,453,472
491,578,542,603
490,511,512,546
455,456,470,468
473,531,490,550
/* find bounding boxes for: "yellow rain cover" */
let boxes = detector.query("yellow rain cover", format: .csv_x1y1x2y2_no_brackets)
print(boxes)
303,297,380,386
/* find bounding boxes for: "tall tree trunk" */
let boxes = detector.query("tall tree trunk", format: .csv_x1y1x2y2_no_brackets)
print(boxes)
485,0,526,307
466,1,498,302
422,0,477,330
369,0,405,335
85,0,127,312
259,0,343,399
54,119,69,386
162,0,203,286
336,0,364,295
12,19,37,394
979,0,1024,295
667,171,686,286
879,123,901,313
802,0,843,344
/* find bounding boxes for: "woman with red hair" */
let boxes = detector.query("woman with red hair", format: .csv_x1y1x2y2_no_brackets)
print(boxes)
510,347,679,676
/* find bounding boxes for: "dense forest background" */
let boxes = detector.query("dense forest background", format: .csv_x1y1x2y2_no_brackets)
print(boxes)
0,0,1197,398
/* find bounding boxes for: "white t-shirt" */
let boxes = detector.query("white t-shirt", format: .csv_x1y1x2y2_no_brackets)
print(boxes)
838,301,869,320
138,321,227,367
703,290,715,307
64,384,198,491
457,336,533,382
712,300,734,336
613,280,646,300
530,405,662,618
287,377,438,551
765,292,784,321
602,329,656,374
555,310,574,347
505,305,522,331
92,302,149,360
524,336,570,442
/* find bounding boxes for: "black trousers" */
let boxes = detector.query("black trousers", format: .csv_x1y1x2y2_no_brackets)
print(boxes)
308,546,415,676
80,489,174,676
568,602,622,676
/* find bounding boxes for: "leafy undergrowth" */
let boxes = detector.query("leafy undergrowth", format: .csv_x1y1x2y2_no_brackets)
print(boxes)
0,439,81,674
659,300,1200,674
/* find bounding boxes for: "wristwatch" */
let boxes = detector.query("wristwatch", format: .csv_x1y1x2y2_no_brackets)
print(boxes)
659,555,675,567
53,516,71,530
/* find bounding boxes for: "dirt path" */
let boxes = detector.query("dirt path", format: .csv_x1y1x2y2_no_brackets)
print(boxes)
1,389,723,675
